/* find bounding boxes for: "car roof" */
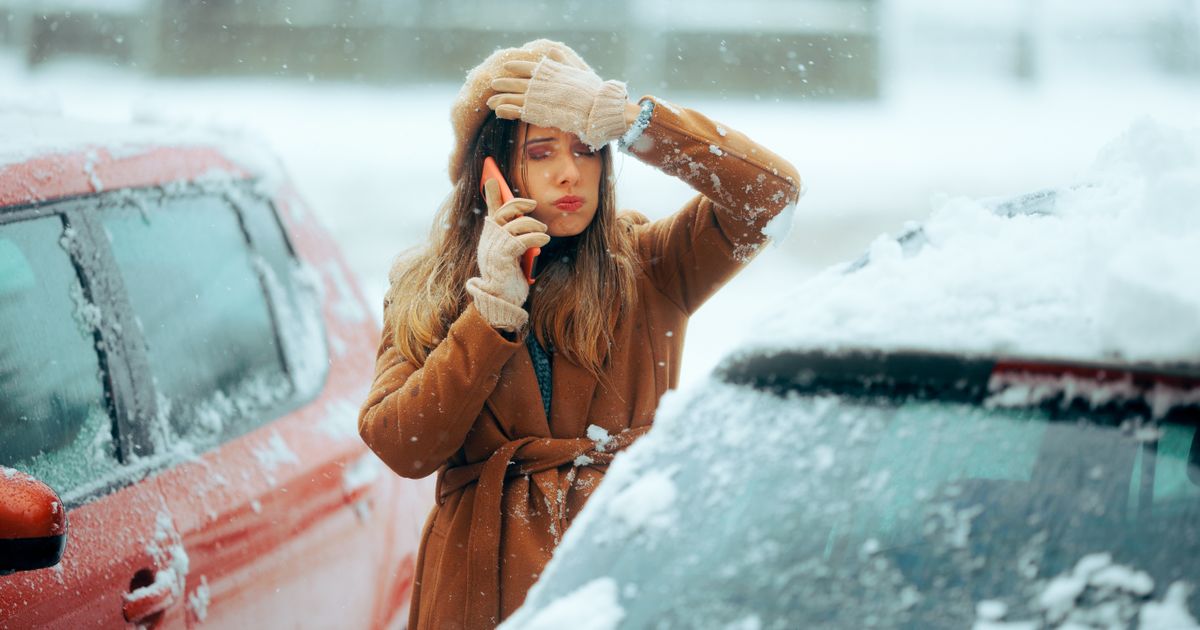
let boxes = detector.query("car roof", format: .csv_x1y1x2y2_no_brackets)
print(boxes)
727,120,1200,376
0,112,282,208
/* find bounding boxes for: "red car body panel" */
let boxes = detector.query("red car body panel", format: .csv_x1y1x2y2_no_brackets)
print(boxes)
0,138,432,628
0,145,247,206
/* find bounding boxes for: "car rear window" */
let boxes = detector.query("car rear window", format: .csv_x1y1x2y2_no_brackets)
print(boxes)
0,216,121,495
101,194,293,449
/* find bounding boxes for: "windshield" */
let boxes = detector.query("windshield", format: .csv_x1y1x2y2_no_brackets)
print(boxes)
515,381,1200,628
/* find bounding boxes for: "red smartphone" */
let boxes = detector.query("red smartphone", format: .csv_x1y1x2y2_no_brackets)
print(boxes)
481,156,538,285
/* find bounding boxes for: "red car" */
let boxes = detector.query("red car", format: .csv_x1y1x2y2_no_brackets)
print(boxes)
0,114,430,628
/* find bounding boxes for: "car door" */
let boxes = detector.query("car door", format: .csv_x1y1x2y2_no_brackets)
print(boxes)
92,184,395,627
0,206,188,628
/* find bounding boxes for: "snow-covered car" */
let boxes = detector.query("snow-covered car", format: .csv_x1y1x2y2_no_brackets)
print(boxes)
0,114,430,628
503,121,1200,629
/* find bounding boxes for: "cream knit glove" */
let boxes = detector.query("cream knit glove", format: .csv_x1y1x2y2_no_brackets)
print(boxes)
466,212,548,333
522,58,629,150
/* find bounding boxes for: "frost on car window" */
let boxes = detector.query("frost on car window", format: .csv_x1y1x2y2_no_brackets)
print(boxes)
252,258,327,395
235,187,328,397
518,380,1200,628
0,215,121,497
102,191,293,452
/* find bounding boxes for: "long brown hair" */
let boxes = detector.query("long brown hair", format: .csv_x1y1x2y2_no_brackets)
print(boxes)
384,114,640,381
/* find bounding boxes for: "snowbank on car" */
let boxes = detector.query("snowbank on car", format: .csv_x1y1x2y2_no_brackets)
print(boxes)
736,118,1200,366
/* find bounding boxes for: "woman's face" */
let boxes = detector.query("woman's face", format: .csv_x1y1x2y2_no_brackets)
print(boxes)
509,123,602,237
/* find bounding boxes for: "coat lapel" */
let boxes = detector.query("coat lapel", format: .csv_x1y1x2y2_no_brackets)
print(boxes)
549,353,599,438
486,344,551,438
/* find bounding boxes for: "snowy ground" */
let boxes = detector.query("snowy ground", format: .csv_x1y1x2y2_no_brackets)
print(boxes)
3,50,1198,384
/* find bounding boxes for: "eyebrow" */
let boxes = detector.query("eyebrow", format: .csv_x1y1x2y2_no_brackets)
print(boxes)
524,137,556,146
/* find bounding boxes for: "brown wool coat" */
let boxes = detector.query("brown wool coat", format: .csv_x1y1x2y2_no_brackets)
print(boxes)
359,97,801,629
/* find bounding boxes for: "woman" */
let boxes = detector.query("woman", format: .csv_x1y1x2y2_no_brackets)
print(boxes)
359,39,801,629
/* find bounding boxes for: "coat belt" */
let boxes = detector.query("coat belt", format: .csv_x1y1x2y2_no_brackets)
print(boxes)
436,426,651,628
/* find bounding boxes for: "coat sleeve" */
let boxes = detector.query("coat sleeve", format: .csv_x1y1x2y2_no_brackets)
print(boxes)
622,96,802,315
358,302,522,479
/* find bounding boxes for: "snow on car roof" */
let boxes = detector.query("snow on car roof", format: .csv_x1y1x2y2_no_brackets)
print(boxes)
0,110,286,204
735,119,1200,369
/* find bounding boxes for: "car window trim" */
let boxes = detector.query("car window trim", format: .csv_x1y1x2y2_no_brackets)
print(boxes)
219,187,294,390
0,203,149,507
92,182,318,455
223,180,327,405
3,180,326,506
60,200,162,462
227,180,300,260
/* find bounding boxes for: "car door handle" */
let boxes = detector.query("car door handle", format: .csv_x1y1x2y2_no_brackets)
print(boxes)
122,569,180,624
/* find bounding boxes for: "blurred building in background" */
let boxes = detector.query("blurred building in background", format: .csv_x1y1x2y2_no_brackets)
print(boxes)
1,0,880,98
888,0,1200,82
0,0,1197,98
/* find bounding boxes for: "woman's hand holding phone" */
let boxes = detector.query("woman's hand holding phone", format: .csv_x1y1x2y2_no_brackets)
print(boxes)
482,178,548,264
481,157,541,285
464,179,550,333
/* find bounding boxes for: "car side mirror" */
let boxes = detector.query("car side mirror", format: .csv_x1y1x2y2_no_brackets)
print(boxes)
0,467,68,575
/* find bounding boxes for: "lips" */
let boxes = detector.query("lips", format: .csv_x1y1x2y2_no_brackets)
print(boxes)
553,196,584,212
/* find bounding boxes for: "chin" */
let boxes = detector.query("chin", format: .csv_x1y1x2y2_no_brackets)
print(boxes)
549,225,586,238
547,216,595,238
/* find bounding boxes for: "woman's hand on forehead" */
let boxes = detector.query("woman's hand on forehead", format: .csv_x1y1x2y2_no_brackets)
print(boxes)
487,63,534,120
486,47,569,120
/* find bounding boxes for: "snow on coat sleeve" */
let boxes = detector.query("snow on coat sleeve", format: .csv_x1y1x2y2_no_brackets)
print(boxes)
358,302,522,479
623,95,802,315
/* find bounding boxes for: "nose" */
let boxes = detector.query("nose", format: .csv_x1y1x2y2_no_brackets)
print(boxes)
556,155,580,188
